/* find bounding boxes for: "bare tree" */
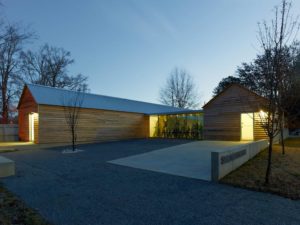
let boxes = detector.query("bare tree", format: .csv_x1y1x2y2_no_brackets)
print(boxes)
276,43,300,154
62,90,84,152
257,0,299,183
159,67,199,109
0,24,32,123
284,49,300,130
20,44,89,91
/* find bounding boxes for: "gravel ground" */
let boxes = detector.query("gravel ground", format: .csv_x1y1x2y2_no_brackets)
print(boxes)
1,139,300,225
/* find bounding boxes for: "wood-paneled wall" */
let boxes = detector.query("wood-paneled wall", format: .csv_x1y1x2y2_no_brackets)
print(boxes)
18,88,39,143
203,85,267,141
254,113,268,140
38,105,149,144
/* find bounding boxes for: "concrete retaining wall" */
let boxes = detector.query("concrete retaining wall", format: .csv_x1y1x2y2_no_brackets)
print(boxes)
0,124,19,142
211,140,268,181
0,156,15,177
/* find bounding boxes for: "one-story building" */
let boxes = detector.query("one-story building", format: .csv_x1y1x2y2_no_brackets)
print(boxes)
203,84,268,141
18,84,202,144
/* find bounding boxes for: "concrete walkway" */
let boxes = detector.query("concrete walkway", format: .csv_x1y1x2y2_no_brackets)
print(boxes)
0,142,33,149
109,141,248,181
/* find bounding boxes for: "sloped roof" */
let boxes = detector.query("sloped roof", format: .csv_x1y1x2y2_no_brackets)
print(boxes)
22,84,201,115
202,83,267,109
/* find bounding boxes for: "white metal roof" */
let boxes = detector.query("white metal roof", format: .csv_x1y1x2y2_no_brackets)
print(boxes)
25,84,202,115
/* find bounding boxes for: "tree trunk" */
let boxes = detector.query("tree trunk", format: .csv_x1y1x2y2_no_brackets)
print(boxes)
72,126,75,152
265,137,273,184
1,103,9,124
280,123,285,155
1,86,9,124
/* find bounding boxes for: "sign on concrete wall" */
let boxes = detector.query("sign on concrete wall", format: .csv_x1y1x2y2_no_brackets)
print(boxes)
211,140,269,181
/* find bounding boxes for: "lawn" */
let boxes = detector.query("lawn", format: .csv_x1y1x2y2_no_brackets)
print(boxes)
221,138,300,200
0,184,51,225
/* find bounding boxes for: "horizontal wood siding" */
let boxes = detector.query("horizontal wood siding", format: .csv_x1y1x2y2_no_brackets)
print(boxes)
254,113,268,140
204,112,241,140
38,105,149,144
18,88,38,143
203,85,266,141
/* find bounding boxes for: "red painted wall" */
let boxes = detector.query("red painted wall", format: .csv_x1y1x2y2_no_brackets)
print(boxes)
18,87,38,142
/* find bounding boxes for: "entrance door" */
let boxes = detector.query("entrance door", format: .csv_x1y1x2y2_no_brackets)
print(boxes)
241,113,254,141
29,113,35,142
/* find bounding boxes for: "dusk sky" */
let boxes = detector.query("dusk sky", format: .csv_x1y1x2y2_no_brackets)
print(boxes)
2,0,300,108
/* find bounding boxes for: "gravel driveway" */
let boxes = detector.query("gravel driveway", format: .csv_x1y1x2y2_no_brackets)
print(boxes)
1,139,300,225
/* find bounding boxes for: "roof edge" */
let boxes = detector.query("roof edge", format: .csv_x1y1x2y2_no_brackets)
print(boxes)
17,84,38,109
203,83,267,109
26,83,188,111
149,109,203,115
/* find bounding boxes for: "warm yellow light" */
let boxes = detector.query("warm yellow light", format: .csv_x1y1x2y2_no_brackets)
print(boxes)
29,113,38,142
259,110,267,119
149,115,158,137
258,110,268,125
241,113,254,141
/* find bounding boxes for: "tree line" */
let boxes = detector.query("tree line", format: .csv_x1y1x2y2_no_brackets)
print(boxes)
0,19,88,124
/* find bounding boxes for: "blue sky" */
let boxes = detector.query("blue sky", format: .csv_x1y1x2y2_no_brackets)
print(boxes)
2,0,300,107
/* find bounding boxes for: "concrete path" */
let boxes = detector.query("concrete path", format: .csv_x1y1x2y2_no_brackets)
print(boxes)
109,141,248,181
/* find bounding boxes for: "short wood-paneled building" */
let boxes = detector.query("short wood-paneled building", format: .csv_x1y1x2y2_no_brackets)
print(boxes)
18,84,200,144
203,84,268,141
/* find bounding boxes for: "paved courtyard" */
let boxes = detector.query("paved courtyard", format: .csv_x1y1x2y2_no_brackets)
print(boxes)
110,141,248,181
1,139,300,225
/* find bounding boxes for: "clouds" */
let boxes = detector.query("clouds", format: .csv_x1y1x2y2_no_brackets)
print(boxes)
128,0,178,40
98,0,178,42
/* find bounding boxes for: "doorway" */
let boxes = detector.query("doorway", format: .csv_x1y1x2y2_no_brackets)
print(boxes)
241,113,254,141
29,113,35,142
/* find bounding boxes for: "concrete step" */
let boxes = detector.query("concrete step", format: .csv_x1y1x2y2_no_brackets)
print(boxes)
0,156,15,177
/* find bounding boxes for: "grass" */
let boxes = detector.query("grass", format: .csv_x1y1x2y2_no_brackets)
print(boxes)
0,183,51,225
221,138,300,200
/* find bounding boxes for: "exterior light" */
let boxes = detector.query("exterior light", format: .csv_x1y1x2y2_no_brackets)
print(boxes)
259,110,268,123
